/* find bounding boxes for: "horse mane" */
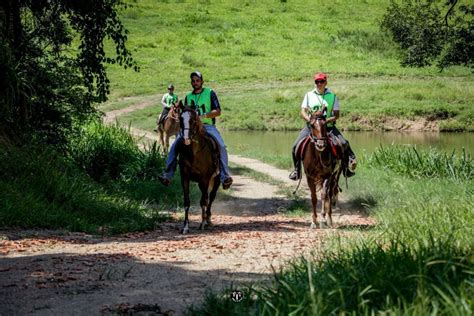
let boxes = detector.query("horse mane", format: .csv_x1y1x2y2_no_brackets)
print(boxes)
310,110,325,121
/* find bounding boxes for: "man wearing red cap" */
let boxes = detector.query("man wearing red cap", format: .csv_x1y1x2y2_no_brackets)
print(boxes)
289,73,357,180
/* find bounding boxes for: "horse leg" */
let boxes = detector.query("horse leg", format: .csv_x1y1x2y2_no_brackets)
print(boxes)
320,179,329,228
331,168,342,208
324,181,333,228
198,181,209,230
164,133,170,153
181,177,191,234
307,177,318,229
158,129,165,153
206,176,220,227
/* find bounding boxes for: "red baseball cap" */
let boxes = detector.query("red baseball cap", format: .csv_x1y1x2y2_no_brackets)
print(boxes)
314,73,327,81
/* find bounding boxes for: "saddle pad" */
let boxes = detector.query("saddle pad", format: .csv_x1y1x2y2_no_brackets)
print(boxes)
295,136,311,160
328,133,342,158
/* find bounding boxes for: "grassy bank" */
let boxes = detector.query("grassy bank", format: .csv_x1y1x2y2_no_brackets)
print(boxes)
188,146,474,314
0,122,194,234
102,0,473,131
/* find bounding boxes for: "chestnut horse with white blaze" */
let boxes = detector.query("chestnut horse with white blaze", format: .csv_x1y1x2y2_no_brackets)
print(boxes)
302,111,342,228
177,101,220,234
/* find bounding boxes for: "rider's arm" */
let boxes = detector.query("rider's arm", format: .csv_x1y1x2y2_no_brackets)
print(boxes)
300,108,311,122
161,94,168,108
327,110,339,123
300,92,311,122
201,91,221,119
326,96,340,123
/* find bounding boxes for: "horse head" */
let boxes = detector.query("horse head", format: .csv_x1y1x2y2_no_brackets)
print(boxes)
168,102,180,121
309,111,328,152
178,100,205,146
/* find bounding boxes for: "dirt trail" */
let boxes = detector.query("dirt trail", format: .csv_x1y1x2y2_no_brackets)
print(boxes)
0,104,375,316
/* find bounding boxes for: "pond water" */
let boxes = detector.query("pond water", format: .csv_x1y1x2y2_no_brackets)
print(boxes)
221,130,474,157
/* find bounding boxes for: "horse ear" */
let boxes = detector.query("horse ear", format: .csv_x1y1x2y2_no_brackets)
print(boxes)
190,99,196,110
177,100,184,110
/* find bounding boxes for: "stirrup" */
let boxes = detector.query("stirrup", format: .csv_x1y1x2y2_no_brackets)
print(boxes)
348,156,357,172
158,175,171,186
222,177,233,190
343,168,355,178
289,170,301,181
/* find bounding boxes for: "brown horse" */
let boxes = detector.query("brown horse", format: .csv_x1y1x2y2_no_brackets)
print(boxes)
177,102,220,234
157,104,180,153
302,111,342,228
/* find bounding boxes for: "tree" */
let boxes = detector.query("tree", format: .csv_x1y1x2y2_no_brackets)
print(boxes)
381,0,473,69
0,0,137,144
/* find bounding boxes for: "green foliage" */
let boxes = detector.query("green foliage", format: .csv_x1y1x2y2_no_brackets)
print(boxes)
369,145,473,180
381,0,474,69
0,142,164,234
68,120,164,182
0,0,137,144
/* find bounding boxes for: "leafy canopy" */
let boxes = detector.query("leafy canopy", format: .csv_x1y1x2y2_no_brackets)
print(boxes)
0,0,137,143
381,0,473,69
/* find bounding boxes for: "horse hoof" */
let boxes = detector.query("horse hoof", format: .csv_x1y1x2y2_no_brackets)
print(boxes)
181,227,189,234
319,221,327,229
199,222,207,230
310,223,318,229
327,219,333,227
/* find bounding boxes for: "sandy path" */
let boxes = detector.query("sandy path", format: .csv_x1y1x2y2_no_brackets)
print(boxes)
0,104,374,316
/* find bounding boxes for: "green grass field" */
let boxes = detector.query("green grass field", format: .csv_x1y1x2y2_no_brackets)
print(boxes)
102,0,473,131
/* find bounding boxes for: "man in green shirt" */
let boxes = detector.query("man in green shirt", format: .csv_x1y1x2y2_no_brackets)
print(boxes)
158,71,233,190
154,84,179,132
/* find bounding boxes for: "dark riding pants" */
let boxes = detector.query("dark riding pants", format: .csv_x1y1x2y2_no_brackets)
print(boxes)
157,107,171,126
291,127,311,170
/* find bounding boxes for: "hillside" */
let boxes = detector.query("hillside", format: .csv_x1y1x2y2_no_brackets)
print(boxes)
103,0,473,131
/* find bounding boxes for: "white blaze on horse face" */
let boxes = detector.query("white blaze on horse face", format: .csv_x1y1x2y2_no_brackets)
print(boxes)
182,111,191,145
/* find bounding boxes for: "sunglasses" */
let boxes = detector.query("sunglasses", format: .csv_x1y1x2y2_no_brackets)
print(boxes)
315,80,326,84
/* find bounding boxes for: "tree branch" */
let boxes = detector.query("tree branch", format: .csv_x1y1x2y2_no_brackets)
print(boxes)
445,0,458,27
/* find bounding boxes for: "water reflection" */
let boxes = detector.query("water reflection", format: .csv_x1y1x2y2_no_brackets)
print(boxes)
221,130,473,157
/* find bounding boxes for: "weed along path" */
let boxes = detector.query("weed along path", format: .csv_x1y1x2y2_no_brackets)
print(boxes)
0,109,375,315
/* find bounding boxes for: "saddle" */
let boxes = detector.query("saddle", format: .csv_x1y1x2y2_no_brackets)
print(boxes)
158,113,168,125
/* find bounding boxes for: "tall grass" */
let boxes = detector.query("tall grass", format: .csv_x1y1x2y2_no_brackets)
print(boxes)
187,146,474,314
188,239,473,315
0,143,164,234
68,120,164,182
370,145,473,180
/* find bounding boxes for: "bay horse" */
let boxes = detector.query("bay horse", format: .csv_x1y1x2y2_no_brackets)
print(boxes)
302,111,342,228
176,101,220,234
157,103,180,152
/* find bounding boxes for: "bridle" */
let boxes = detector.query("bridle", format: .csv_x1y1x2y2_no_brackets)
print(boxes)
180,107,200,141
168,104,180,122
309,115,327,152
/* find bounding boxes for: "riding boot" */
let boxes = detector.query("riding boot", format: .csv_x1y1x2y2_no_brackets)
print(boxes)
342,153,355,178
289,155,301,181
